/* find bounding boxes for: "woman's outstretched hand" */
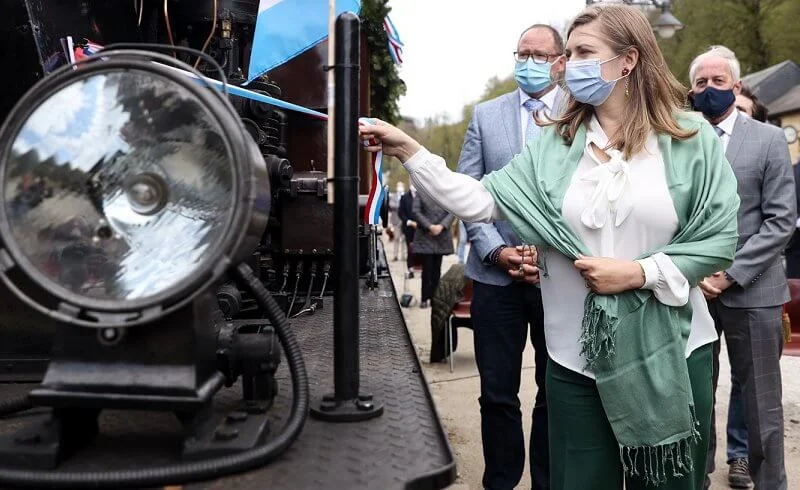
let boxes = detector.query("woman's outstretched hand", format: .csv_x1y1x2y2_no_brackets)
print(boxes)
359,119,422,163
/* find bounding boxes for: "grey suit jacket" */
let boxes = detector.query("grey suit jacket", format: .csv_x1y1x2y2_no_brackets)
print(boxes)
719,112,796,308
455,87,567,285
411,190,454,255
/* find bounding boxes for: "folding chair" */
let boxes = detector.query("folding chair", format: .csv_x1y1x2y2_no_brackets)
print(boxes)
447,279,473,372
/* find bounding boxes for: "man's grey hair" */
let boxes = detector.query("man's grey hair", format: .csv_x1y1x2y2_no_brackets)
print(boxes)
689,45,741,83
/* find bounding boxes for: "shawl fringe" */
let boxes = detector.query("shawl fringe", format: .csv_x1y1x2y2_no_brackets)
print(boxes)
579,293,618,369
619,406,701,486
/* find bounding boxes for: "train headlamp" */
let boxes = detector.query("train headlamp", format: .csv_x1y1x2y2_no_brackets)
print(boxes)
0,50,270,328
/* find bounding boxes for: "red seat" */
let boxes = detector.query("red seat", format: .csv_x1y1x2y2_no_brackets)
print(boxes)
447,279,473,372
783,279,800,356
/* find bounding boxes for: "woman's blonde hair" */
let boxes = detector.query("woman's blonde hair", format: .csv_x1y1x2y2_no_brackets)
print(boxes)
548,4,696,158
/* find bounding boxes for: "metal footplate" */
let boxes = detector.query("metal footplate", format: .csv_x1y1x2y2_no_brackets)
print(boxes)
0,274,457,489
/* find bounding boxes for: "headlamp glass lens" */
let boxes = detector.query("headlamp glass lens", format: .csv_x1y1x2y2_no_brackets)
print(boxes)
3,70,235,302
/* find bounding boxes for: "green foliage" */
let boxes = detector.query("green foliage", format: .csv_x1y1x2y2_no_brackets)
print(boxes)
360,0,406,124
760,0,800,66
658,0,798,85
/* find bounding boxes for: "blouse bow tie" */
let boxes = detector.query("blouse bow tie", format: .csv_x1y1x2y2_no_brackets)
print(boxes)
580,148,633,229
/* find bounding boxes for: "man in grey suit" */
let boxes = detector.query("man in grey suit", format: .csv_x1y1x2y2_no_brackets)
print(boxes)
455,24,566,490
690,46,795,490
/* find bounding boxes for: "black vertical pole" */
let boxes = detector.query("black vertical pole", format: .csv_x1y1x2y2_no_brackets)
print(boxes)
332,11,360,401
311,12,383,422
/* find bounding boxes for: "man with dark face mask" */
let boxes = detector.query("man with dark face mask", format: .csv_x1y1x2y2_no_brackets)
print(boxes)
455,24,566,490
689,45,795,490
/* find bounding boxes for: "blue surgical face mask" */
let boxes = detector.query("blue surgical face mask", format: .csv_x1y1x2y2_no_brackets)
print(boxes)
565,54,626,106
514,59,553,95
690,86,736,119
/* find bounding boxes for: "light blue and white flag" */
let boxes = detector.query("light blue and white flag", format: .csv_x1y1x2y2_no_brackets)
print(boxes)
247,0,361,84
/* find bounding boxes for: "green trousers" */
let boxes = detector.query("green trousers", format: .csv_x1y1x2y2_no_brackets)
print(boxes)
547,344,713,490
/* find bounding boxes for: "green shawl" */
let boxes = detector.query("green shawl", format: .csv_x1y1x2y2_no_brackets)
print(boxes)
482,113,739,484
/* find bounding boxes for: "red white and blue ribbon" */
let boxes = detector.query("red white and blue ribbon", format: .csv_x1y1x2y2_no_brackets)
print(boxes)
383,16,404,65
359,117,385,226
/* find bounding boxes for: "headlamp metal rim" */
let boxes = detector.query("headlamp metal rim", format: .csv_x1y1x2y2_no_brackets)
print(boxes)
0,52,262,328
97,43,230,99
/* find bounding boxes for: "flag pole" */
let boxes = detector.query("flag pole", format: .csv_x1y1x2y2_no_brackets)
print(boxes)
326,0,336,204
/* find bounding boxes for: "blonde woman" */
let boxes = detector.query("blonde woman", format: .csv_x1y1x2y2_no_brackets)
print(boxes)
360,5,740,490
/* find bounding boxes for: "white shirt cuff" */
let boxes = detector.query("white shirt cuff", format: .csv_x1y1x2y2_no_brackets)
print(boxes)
637,257,659,290
403,147,432,173
642,253,690,307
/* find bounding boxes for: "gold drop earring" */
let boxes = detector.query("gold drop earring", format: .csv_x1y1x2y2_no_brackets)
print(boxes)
622,68,631,100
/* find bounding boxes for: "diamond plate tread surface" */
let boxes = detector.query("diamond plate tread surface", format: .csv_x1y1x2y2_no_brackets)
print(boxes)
0,275,456,490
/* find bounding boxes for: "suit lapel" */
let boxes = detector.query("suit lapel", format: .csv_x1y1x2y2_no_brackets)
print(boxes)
726,112,748,166
500,91,522,154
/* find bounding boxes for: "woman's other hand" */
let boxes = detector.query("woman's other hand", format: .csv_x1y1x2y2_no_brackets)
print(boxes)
574,255,646,295
359,119,421,163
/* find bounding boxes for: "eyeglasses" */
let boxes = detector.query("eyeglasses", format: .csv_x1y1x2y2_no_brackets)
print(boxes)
513,51,562,64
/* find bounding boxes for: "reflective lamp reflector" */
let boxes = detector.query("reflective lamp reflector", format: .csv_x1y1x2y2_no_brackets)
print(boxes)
0,54,270,326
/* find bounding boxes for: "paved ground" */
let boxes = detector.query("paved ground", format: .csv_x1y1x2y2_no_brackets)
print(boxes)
386,249,800,490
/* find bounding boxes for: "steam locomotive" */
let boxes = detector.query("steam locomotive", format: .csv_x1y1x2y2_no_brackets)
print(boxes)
0,1,456,488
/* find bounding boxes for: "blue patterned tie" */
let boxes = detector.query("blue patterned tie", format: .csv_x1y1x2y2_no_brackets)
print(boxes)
713,125,724,138
523,98,545,144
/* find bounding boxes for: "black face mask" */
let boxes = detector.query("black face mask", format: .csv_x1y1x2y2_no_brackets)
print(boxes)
690,86,736,119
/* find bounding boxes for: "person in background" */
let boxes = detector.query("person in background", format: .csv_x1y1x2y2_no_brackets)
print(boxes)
397,184,417,277
717,83,768,489
456,220,468,264
411,189,454,309
455,23,566,490
787,156,800,278
736,85,768,123
361,5,741,488
388,181,406,261
690,46,794,490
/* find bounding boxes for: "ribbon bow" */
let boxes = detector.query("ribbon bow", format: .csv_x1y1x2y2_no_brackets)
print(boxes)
580,148,633,229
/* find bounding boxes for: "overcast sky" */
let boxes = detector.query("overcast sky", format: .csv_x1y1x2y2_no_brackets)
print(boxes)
389,0,587,123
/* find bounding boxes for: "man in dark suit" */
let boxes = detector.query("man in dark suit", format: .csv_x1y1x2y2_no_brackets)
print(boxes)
397,186,417,276
691,45,795,490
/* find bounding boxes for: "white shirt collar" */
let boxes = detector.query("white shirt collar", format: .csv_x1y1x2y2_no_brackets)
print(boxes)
518,85,557,112
586,115,610,152
584,115,659,163
715,108,739,136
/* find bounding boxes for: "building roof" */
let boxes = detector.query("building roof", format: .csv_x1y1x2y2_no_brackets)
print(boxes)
741,60,800,106
767,85,800,117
